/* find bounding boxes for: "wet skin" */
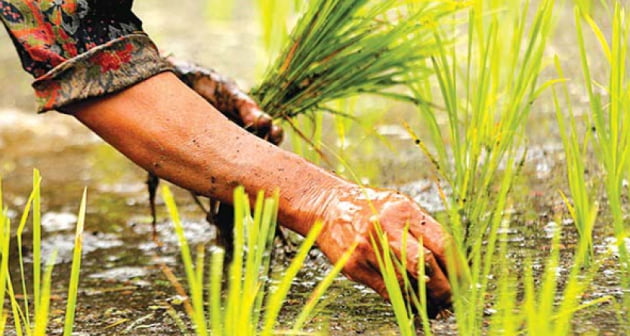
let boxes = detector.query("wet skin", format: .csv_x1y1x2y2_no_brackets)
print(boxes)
314,186,453,315
66,71,453,314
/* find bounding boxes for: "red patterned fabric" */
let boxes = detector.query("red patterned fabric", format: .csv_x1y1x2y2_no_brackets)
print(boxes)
0,0,171,112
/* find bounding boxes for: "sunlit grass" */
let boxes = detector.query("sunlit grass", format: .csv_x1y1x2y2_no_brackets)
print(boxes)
252,0,465,120
412,0,555,250
491,222,611,336
160,185,354,335
368,0,627,335
404,0,557,333
575,0,630,322
552,56,598,259
63,187,86,336
0,170,86,335
370,224,433,336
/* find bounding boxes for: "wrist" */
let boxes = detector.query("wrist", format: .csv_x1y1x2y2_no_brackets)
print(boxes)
275,174,351,237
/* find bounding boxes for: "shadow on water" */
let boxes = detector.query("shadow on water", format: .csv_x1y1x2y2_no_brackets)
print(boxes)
0,1,626,335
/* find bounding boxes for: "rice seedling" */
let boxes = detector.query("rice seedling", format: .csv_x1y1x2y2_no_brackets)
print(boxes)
575,0,630,321
365,0,630,334
375,110,609,334
487,221,611,336
62,188,86,336
552,56,598,259
0,170,86,335
251,0,464,121
412,0,555,249
401,0,556,332
160,185,355,335
370,224,433,336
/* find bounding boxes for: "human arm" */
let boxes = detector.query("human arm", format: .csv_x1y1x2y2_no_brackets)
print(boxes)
67,71,453,314
167,57,283,145
1,0,453,314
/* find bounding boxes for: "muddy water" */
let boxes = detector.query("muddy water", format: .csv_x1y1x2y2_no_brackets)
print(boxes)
0,1,627,335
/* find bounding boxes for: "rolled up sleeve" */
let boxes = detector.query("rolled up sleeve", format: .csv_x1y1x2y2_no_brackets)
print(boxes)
0,0,172,113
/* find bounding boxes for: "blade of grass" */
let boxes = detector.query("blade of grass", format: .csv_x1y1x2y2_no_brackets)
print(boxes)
290,241,358,332
225,187,245,336
15,187,35,328
416,237,432,336
62,188,87,336
208,248,224,336
261,220,324,336
32,251,56,336
251,190,279,330
161,186,208,336
32,169,41,319
7,273,25,336
370,223,414,336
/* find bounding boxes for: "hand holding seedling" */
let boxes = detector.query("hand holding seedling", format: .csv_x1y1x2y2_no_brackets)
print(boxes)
67,72,455,316
161,63,454,312
168,57,284,145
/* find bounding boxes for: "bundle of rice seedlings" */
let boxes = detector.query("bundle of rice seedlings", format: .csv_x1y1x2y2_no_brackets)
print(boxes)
251,0,465,119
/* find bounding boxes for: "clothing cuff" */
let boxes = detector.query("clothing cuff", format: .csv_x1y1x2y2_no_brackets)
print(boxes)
32,34,173,113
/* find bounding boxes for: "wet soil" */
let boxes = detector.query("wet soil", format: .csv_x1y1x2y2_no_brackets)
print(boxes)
1,109,626,335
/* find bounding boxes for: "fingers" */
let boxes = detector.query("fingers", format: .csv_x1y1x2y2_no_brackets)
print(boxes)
268,124,284,145
385,233,452,310
343,257,390,301
421,247,452,307
407,211,466,286
240,106,272,133
238,105,284,145
407,212,448,269
378,194,449,275
342,234,449,317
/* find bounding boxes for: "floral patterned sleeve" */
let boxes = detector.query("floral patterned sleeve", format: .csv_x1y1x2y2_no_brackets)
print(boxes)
0,0,172,113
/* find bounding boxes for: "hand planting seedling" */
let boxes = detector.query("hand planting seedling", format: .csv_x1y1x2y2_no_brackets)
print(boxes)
0,0,459,320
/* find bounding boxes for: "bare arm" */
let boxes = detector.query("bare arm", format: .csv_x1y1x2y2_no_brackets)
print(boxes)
68,72,336,235
68,71,454,315
167,58,283,144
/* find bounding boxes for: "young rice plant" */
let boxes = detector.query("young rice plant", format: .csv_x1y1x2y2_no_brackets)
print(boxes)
160,185,356,335
0,170,86,336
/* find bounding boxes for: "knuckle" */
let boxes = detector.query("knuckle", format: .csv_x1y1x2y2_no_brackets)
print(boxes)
355,238,373,255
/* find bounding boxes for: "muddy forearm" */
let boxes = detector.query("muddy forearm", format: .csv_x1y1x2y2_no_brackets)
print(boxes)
67,73,454,309
68,72,342,236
